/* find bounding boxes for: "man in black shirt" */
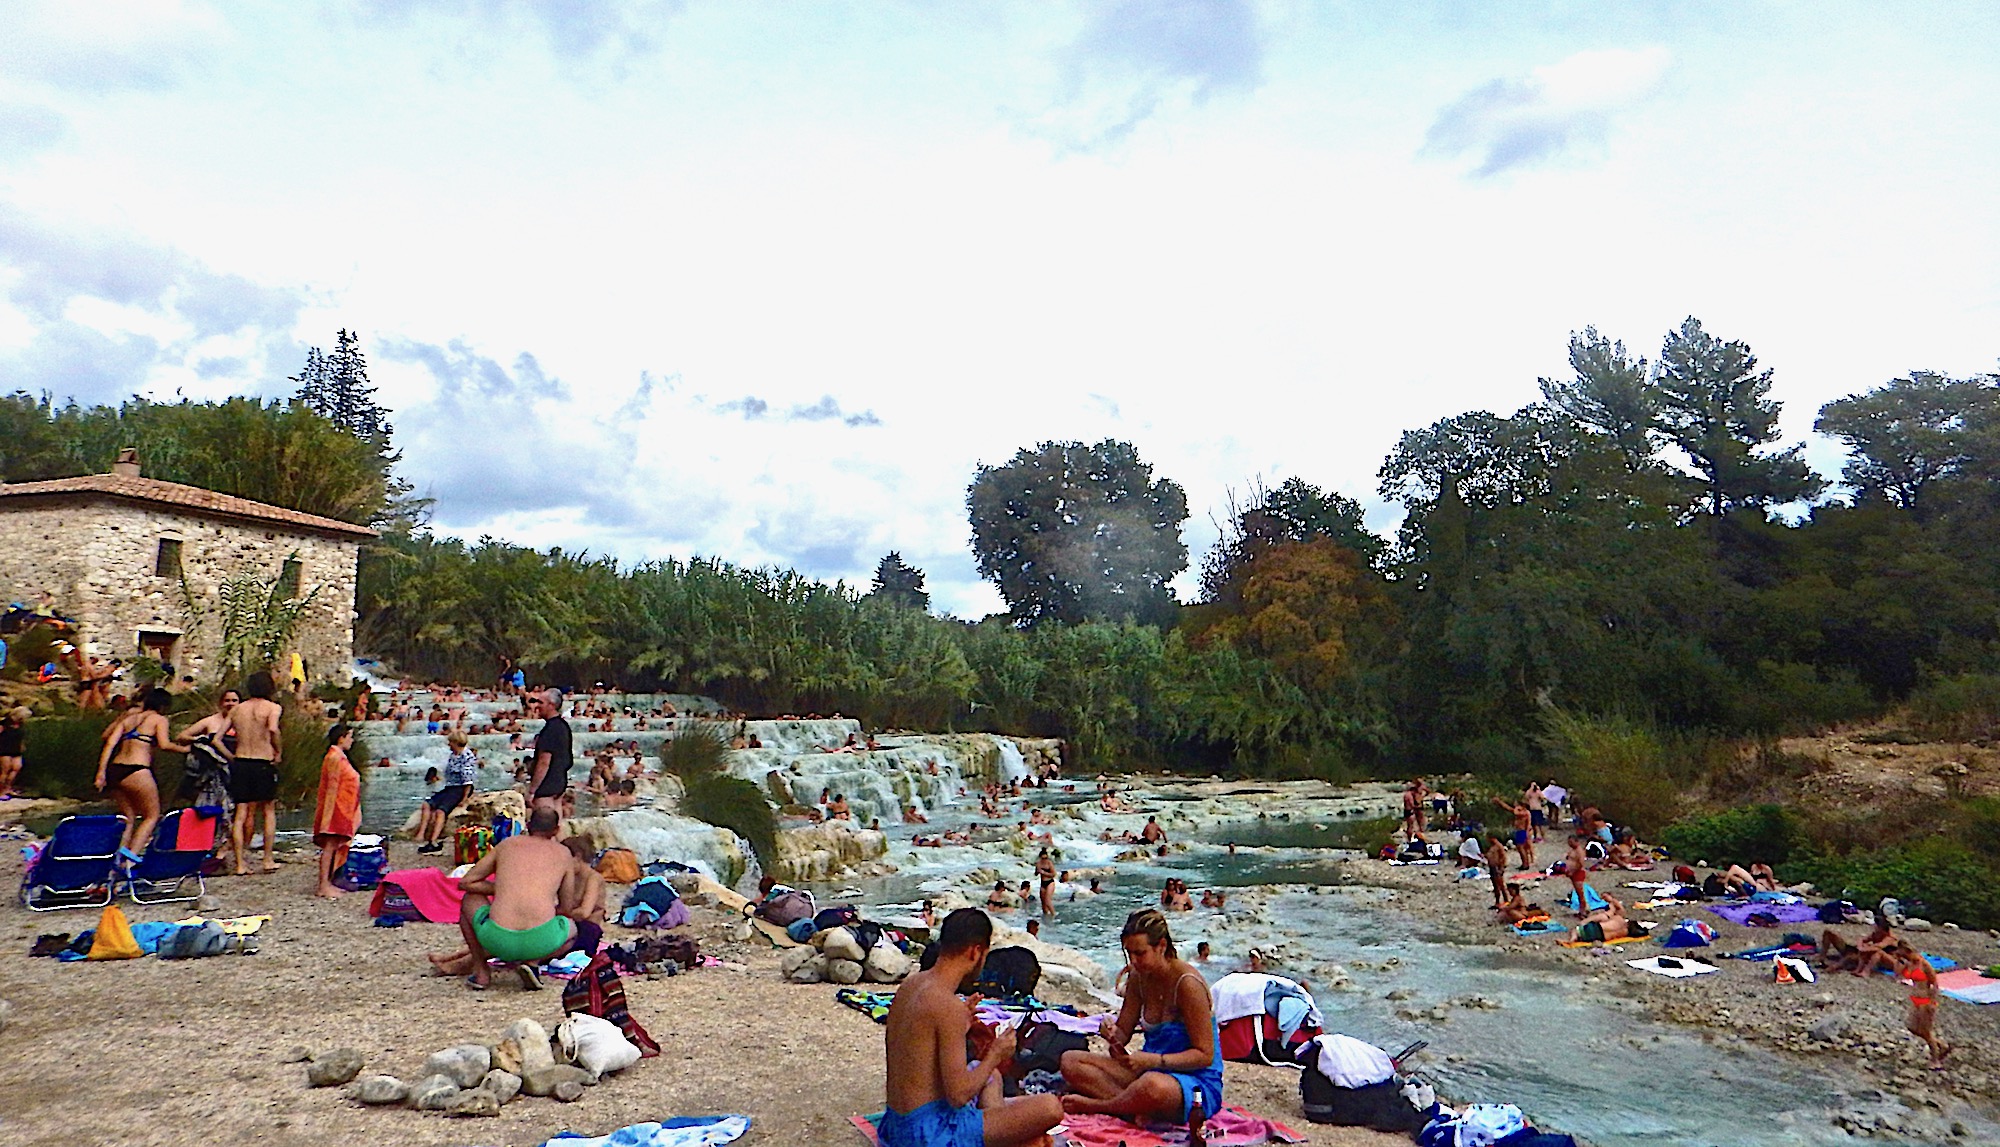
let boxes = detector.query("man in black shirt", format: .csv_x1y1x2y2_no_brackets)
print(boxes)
527,689,574,812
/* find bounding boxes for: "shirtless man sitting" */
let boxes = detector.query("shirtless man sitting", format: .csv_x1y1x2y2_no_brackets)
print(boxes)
1497,884,1543,925
428,807,596,989
879,908,1061,1147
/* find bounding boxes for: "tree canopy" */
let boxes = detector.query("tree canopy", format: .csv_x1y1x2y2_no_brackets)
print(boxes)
967,438,1188,627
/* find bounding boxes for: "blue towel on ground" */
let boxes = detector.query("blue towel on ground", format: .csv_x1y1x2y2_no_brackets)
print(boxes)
1512,921,1567,936
542,1115,752,1147
1563,886,1609,912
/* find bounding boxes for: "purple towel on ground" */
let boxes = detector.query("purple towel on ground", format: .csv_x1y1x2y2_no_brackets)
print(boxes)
1708,901,1819,927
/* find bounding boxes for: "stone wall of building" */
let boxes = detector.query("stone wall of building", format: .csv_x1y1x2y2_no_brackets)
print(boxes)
0,499,361,684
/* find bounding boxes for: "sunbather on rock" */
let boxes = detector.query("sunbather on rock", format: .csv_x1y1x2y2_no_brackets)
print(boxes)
427,806,595,989
880,908,1061,1147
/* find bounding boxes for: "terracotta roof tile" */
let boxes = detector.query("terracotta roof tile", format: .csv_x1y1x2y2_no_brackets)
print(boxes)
0,474,378,539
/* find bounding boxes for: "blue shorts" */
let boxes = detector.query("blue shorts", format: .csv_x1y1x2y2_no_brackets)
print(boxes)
1513,829,1529,846
1530,809,1547,827
878,1098,982,1147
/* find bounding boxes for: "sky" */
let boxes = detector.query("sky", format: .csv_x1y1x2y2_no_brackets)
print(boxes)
2,1,1997,617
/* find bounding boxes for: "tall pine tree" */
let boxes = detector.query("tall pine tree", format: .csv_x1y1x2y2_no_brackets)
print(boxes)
291,330,426,528
868,551,931,612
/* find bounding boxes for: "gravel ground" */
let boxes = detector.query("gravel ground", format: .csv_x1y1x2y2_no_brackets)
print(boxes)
0,838,1403,1147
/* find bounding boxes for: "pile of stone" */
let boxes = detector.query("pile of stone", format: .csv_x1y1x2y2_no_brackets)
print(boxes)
780,925,913,985
302,1017,633,1117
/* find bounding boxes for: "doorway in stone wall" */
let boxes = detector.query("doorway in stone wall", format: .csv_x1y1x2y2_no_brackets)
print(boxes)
137,630,181,677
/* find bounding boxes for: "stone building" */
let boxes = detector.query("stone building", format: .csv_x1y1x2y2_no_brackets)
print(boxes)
0,451,376,684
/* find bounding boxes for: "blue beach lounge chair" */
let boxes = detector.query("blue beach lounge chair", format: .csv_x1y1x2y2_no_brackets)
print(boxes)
125,806,221,905
20,813,127,912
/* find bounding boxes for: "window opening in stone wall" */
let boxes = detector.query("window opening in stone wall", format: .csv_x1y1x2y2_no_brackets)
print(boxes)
154,538,183,579
278,558,303,599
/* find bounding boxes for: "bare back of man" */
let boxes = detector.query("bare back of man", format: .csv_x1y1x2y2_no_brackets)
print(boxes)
228,694,285,875
431,811,580,988
883,910,1059,1147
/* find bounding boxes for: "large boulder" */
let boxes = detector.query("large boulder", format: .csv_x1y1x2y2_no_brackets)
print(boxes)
421,1044,491,1089
450,789,527,836
479,1069,522,1104
520,1064,594,1098
347,1075,408,1106
781,946,823,980
818,927,867,963
864,944,911,984
410,1073,463,1111
305,1049,365,1088
500,1019,556,1075
772,821,890,884
826,958,864,985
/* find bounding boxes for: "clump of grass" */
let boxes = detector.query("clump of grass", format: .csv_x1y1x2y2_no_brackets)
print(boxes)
659,720,776,871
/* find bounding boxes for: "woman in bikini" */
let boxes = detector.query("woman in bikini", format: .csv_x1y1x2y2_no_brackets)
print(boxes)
1897,945,1951,1069
1059,909,1224,1137
95,687,193,864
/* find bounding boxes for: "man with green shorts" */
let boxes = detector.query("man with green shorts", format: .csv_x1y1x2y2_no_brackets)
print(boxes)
430,805,587,989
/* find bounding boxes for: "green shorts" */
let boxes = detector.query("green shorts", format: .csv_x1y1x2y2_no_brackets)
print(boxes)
472,905,574,963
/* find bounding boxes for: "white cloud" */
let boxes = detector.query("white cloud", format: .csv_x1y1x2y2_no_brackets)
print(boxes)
1423,46,1672,177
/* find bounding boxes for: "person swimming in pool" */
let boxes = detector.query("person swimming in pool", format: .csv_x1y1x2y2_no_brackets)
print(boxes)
1059,909,1224,1138
879,908,1061,1147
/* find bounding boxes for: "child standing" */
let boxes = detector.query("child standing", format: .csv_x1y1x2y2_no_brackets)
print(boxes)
312,723,359,898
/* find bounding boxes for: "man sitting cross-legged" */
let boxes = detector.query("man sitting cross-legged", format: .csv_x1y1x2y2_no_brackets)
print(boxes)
427,805,599,989
880,908,1062,1147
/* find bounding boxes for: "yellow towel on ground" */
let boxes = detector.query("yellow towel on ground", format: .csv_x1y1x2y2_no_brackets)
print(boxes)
1561,935,1650,948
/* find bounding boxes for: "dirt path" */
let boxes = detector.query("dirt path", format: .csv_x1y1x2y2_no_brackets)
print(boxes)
0,840,1400,1147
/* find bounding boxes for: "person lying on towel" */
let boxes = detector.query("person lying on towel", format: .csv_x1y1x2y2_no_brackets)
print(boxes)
879,908,1061,1147
1575,894,1649,943
426,806,600,989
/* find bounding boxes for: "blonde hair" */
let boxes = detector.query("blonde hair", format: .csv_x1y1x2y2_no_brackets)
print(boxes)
1121,908,1176,958
447,729,468,749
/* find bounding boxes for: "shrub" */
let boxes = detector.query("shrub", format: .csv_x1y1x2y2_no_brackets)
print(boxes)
659,721,776,869
18,709,116,798
1536,709,1681,835
682,773,778,872
1787,838,2000,931
1907,673,2000,741
1661,804,1801,866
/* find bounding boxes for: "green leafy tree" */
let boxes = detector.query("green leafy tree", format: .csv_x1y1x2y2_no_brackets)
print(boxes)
967,439,1188,627
866,551,931,612
1652,317,1821,514
1815,371,2000,513
1538,327,1658,468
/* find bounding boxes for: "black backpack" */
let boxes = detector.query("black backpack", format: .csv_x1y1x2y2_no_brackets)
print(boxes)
975,946,1042,998
1006,1019,1087,1096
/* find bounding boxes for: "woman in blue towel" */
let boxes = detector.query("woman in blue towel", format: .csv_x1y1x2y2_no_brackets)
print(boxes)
1060,909,1224,1135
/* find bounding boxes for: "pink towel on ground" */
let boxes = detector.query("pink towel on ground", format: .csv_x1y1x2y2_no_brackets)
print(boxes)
370,866,465,922
849,1106,1303,1147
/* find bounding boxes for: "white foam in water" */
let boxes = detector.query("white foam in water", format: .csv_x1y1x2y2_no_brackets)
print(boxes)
995,737,1029,783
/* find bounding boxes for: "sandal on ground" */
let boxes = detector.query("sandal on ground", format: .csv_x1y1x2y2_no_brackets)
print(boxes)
517,964,543,991
464,975,488,991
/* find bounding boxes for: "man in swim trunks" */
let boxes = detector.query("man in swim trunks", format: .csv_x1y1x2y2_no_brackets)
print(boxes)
1524,783,1547,842
1576,894,1642,942
429,806,594,989
1563,834,1592,915
526,689,574,814
1493,797,1536,871
881,908,1061,1147
227,670,285,876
